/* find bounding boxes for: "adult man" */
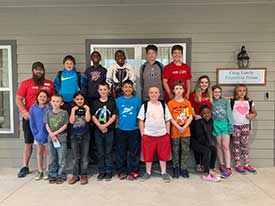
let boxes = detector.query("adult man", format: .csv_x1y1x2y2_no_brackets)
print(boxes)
16,62,54,178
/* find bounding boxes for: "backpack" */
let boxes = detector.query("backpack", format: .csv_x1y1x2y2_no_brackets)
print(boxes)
57,70,82,89
143,100,166,122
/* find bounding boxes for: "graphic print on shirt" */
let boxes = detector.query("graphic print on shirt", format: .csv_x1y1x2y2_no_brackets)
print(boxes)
90,71,101,81
95,105,111,124
49,114,66,130
213,103,226,119
173,106,190,126
121,104,134,118
146,68,160,80
73,115,86,129
235,101,249,115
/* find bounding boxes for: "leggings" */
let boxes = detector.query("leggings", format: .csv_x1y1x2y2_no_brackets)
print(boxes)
232,124,250,165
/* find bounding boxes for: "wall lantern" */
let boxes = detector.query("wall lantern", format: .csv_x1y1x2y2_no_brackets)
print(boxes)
237,46,250,68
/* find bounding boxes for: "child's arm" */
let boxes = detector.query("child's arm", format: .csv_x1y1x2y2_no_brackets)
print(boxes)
165,120,171,135
186,79,191,98
83,105,91,122
102,114,117,129
92,115,106,133
138,119,144,137
29,108,38,136
53,124,67,137
247,105,257,120
184,114,193,129
162,78,173,99
69,106,78,124
46,123,57,142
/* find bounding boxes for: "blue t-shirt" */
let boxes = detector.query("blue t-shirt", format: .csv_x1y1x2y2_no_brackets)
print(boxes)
116,96,141,131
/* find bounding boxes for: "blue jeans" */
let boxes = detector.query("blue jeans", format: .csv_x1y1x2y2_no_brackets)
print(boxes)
71,132,90,176
48,139,67,180
115,128,141,174
94,130,114,173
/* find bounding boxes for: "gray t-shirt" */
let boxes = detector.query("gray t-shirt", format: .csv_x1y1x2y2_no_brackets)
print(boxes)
140,61,164,102
44,109,69,143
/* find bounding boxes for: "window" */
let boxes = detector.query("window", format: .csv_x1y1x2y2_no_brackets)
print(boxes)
0,41,17,137
86,39,191,98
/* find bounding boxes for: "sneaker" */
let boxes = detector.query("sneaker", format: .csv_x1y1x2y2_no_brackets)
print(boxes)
202,174,221,182
172,167,180,179
221,168,232,178
219,165,226,173
80,176,88,185
235,165,247,174
127,172,139,180
43,170,49,180
49,177,57,184
244,165,257,174
17,167,30,178
56,177,65,184
181,169,190,178
97,173,105,181
105,173,112,181
141,172,151,182
34,171,43,180
118,173,127,180
161,173,171,183
195,165,204,173
69,176,79,184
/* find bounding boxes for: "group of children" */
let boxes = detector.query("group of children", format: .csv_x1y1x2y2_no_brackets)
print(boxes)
27,44,257,185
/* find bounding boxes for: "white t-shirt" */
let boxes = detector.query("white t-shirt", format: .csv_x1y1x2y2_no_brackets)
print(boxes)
137,101,172,136
232,100,255,125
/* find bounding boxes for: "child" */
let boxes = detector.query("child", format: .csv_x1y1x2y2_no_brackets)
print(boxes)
231,84,257,174
106,50,136,98
45,94,69,184
83,51,107,164
91,82,117,181
140,44,164,102
115,80,141,180
29,90,51,180
137,86,172,183
190,105,221,182
69,92,91,185
162,45,192,102
167,81,193,178
189,75,213,173
212,85,233,177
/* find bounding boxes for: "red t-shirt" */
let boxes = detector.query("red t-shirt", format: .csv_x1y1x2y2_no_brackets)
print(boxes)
162,62,192,101
189,91,212,115
16,78,54,112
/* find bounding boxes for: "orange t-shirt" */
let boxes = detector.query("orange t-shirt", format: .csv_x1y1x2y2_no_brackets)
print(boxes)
167,98,192,138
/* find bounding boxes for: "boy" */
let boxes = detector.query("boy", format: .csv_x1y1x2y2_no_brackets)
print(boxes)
115,80,141,180
140,44,164,102
45,94,69,184
83,51,107,164
106,50,136,98
167,80,193,178
162,45,192,102
137,86,172,183
91,82,117,181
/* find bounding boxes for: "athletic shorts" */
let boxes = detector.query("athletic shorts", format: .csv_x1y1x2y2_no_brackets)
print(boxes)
213,120,231,137
141,133,171,162
22,118,34,144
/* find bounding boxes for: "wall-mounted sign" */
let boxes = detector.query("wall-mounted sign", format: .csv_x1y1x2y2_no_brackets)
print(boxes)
217,68,267,85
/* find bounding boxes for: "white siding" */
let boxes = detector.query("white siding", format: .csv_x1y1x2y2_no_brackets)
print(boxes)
0,0,274,167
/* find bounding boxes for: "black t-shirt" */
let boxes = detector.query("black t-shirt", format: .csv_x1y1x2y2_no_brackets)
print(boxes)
91,98,117,132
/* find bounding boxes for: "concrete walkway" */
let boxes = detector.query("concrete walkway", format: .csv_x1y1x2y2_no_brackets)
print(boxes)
0,168,275,206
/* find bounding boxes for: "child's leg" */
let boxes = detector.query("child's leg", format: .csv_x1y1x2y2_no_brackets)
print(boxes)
128,129,141,173
216,136,224,166
80,133,90,176
157,134,171,174
232,125,242,166
115,129,128,175
146,162,152,174
159,161,167,174
104,131,114,174
180,137,190,170
37,144,44,172
171,138,180,168
95,130,105,174
45,144,49,170
208,145,217,170
221,134,231,168
48,141,58,179
57,142,67,180
71,135,81,177
240,125,250,166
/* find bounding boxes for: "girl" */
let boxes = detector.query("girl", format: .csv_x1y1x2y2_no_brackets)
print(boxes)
190,104,221,182
212,85,233,177
106,50,136,98
189,75,213,173
29,90,51,180
69,91,91,185
231,84,257,174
